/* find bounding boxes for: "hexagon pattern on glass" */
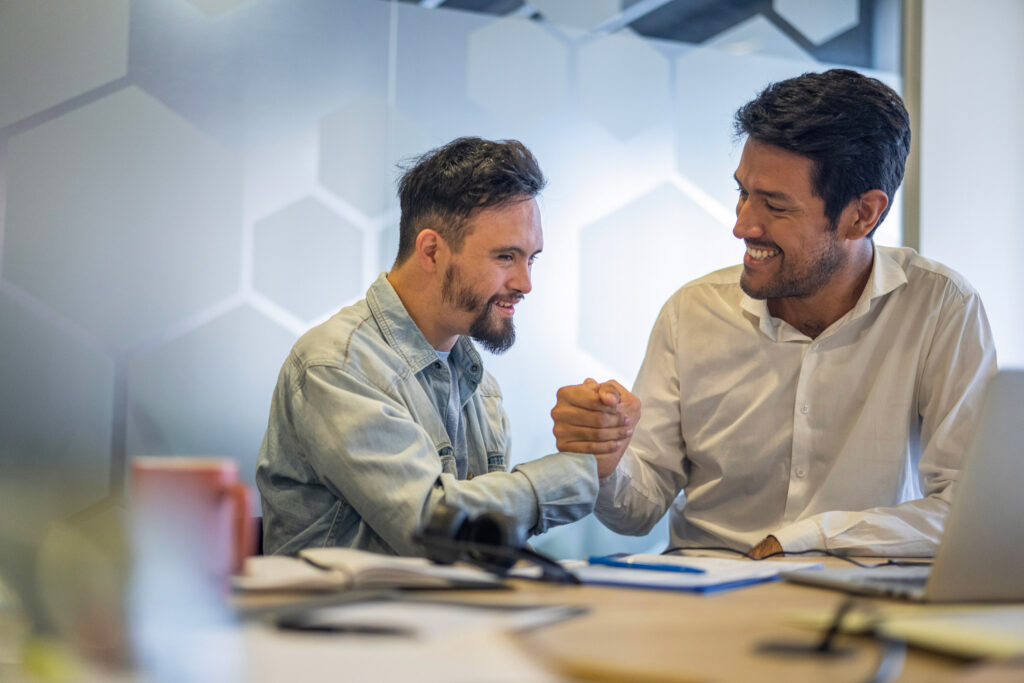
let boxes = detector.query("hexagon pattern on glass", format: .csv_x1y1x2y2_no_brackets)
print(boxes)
185,0,254,17
319,97,428,218
126,305,296,492
579,32,671,140
467,17,569,126
579,183,738,378
0,0,129,128
531,0,621,31
775,0,860,46
0,1,896,557
253,197,365,321
0,290,114,512
3,87,243,350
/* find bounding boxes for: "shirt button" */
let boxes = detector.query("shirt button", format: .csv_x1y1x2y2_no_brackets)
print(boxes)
433,361,442,370
795,467,807,478
801,404,810,414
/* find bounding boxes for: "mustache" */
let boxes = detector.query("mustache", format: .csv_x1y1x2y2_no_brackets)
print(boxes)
490,293,524,305
744,239,779,250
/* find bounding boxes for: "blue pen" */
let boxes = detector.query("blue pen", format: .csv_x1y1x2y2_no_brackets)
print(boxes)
588,556,705,574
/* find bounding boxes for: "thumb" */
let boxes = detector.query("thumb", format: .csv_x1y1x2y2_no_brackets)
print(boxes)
597,382,621,407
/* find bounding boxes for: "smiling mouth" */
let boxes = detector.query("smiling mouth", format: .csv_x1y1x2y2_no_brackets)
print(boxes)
492,297,521,316
746,243,780,261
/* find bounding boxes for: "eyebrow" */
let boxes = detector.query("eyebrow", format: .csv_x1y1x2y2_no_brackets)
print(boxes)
734,174,797,204
490,246,543,257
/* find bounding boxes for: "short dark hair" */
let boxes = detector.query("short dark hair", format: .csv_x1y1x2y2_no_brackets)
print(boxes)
394,137,546,265
734,69,910,236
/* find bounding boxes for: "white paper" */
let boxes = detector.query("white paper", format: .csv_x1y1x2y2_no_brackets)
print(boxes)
243,602,565,682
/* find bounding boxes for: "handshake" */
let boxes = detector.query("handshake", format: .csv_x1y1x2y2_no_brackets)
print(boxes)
551,378,641,479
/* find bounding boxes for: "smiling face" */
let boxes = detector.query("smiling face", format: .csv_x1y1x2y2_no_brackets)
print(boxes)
438,197,542,354
733,138,848,301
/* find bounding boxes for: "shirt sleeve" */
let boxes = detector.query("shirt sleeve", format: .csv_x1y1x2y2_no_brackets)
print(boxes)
291,363,598,556
772,287,998,556
595,297,689,535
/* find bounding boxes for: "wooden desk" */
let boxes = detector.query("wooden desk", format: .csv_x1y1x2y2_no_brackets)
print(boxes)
407,572,1007,682
237,562,1022,682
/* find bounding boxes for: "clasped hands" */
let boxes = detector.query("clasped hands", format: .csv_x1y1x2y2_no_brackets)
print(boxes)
551,378,640,479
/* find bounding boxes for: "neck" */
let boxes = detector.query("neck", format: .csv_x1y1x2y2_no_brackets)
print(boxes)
768,241,874,339
387,265,459,352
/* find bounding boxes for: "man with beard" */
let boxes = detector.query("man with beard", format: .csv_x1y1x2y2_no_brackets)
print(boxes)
256,137,601,556
552,70,996,559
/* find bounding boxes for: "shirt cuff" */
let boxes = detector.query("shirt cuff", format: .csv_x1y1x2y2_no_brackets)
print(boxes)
512,452,598,534
771,517,827,554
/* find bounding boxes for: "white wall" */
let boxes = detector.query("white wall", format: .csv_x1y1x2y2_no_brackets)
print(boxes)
919,0,1024,368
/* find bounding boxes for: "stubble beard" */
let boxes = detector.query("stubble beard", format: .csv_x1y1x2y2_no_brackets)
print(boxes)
739,233,847,301
441,264,516,354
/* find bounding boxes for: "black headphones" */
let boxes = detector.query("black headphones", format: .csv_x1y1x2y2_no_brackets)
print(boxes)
417,503,526,570
414,503,578,583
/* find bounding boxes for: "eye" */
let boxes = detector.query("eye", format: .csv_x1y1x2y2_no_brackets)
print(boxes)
528,254,539,266
765,202,784,213
497,253,514,263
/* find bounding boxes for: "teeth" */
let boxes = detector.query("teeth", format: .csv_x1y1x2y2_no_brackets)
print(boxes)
747,245,779,260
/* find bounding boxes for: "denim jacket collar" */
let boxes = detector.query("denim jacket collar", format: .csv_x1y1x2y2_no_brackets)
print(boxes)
366,272,484,392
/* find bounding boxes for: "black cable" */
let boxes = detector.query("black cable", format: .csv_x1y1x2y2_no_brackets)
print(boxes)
659,545,931,569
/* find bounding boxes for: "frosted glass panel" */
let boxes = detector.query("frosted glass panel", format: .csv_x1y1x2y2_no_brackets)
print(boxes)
0,0,903,557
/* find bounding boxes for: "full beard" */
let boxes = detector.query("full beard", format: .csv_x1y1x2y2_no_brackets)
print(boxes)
441,264,516,354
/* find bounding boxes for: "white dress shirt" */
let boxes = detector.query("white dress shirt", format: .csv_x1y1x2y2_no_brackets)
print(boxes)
595,246,997,556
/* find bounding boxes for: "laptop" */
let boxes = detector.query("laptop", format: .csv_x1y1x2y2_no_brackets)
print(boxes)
784,369,1024,602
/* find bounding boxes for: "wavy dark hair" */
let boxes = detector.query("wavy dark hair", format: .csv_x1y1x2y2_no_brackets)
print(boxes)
393,137,546,265
734,69,910,236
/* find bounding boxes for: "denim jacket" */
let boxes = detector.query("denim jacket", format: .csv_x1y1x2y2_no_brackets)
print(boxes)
256,273,598,556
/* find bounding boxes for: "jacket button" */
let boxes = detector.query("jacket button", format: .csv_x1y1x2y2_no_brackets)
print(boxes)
470,364,479,373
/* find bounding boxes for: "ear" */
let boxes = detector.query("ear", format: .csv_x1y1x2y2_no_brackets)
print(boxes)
845,189,889,240
414,229,446,273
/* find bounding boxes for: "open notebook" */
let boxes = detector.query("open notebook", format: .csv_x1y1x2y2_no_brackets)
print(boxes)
784,369,1024,602
234,547,503,592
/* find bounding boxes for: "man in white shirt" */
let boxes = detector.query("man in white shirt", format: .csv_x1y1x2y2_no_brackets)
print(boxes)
552,69,997,558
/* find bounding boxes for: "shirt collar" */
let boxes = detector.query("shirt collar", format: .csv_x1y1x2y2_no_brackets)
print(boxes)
365,272,485,380
739,243,909,341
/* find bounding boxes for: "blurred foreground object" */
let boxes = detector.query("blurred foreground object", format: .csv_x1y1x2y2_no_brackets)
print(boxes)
0,463,132,680
129,456,253,682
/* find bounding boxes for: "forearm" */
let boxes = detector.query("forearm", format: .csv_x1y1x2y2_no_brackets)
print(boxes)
772,492,952,557
424,451,598,539
593,452,679,536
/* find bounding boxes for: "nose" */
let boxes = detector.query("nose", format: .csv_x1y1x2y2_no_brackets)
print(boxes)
732,199,765,241
510,261,532,295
